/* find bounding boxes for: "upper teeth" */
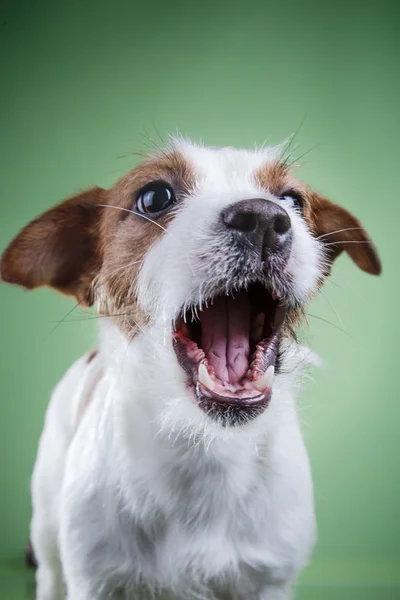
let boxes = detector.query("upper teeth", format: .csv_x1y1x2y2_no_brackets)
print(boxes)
254,365,275,392
198,363,215,391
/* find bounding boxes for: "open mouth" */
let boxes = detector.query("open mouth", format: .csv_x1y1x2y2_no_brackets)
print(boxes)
173,283,286,425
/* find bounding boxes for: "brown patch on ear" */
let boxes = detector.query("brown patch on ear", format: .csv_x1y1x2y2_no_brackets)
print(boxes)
311,196,381,275
0,187,106,304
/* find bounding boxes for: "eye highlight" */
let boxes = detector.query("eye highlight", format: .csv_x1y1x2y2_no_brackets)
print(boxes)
279,190,304,210
136,181,176,215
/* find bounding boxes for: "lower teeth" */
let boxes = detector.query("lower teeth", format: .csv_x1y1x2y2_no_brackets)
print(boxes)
254,365,275,392
198,363,215,391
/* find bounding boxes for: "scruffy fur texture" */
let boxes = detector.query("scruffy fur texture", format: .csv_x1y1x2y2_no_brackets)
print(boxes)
1,137,380,600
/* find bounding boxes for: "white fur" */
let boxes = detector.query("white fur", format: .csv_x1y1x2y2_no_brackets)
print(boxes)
30,140,324,600
137,139,323,320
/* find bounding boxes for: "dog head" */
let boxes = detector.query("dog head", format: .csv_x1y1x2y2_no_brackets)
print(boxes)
1,138,381,429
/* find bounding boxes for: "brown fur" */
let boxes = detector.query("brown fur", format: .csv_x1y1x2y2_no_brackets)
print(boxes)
254,160,289,197
1,149,379,338
0,151,195,333
0,187,106,305
96,151,195,332
308,194,381,275
255,162,381,276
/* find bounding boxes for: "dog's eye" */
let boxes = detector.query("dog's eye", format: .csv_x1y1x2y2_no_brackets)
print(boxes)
279,190,304,210
136,182,176,215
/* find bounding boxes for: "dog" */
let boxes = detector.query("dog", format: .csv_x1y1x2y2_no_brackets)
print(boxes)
1,137,381,600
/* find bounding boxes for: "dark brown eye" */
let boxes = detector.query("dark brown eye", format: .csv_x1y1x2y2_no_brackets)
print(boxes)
279,190,304,210
136,181,175,214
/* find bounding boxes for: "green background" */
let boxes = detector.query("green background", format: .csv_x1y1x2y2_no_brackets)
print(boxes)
0,0,398,598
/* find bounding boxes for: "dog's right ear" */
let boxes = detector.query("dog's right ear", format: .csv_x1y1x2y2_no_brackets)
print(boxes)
0,187,106,306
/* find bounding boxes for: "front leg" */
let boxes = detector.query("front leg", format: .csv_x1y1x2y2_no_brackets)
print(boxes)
61,525,127,600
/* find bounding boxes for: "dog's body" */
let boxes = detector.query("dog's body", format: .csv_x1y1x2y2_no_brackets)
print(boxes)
1,139,381,599
33,330,315,600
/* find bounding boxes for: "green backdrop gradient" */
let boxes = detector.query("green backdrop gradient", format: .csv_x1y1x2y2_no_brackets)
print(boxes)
0,0,399,598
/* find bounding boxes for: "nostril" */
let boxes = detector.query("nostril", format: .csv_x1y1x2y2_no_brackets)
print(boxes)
222,199,291,240
224,211,258,233
273,213,291,234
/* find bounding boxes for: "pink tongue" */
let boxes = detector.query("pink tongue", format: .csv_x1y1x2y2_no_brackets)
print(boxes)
200,293,251,384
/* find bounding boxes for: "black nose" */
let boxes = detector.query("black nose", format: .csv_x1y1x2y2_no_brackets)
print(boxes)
222,198,292,256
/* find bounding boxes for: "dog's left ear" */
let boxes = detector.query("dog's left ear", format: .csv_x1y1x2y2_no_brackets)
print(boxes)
312,196,381,275
0,187,106,305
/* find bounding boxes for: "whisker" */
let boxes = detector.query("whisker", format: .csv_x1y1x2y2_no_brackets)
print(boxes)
323,240,373,247
139,131,170,160
41,301,83,342
101,259,145,278
50,312,135,323
307,313,362,345
280,116,307,164
325,276,365,302
97,205,196,277
325,278,342,289
55,311,169,354
116,150,148,160
319,290,345,330
279,136,295,164
286,143,320,168
137,138,157,153
141,130,162,151
317,227,363,240
96,204,172,236
55,307,172,360
152,122,165,145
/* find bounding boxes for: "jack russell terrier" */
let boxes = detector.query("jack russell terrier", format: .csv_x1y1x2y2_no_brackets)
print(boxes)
1,138,381,600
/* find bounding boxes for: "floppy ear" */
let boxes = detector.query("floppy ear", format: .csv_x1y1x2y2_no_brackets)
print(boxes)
0,187,106,305
312,197,381,275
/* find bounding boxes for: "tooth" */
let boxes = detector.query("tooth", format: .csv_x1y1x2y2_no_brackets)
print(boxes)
198,363,215,391
254,365,275,392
